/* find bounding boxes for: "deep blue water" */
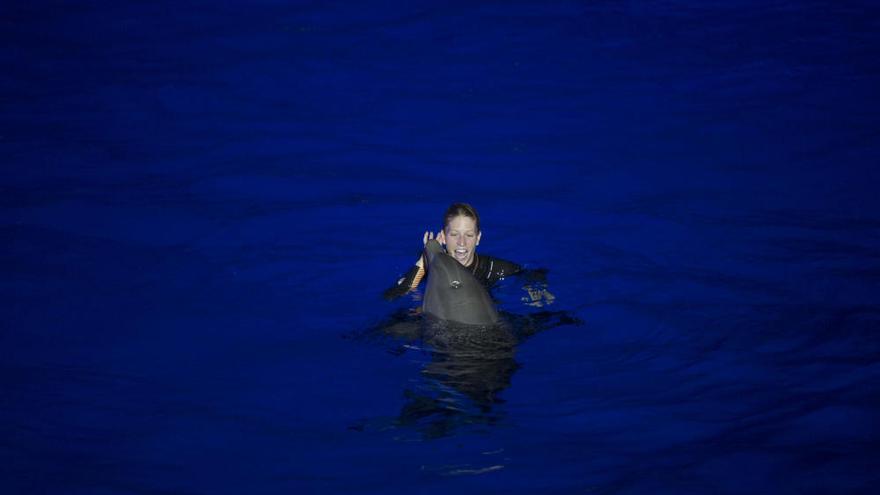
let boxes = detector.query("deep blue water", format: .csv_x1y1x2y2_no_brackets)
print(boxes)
2,1,879,493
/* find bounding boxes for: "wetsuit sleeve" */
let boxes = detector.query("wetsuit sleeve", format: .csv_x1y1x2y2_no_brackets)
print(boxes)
518,267,548,284
382,264,426,301
477,256,522,286
477,255,555,306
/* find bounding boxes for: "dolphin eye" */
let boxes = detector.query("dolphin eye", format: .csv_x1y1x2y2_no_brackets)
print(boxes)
450,280,461,289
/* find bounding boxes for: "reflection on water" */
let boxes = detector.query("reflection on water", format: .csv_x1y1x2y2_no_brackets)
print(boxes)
354,309,581,439
421,315,518,410
397,317,518,439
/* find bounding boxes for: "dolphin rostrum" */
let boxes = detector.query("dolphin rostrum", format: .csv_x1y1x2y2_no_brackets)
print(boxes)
422,239,499,326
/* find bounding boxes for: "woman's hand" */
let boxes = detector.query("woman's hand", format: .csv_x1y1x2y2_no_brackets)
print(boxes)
415,230,441,268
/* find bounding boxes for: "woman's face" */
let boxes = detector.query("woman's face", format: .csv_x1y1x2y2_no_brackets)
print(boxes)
443,215,481,267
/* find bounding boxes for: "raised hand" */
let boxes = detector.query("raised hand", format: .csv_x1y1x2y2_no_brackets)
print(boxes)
416,230,438,268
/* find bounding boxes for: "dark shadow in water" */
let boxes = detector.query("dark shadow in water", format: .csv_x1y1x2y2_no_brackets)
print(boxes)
348,308,581,439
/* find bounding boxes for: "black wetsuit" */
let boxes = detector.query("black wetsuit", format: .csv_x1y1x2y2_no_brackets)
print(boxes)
383,253,528,301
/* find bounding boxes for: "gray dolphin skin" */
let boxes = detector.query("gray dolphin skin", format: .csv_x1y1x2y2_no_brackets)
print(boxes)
422,239,499,326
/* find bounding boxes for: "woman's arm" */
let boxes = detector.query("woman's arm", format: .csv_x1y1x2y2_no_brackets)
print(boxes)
382,231,438,300
382,263,425,300
478,256,556,307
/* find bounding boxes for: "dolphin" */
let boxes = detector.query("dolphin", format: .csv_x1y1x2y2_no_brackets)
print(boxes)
422,239,499,326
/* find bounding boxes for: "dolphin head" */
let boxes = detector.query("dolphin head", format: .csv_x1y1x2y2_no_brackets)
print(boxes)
422,239,499,326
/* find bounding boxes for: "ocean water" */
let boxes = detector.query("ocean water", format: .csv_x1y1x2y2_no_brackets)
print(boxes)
2,1,879,493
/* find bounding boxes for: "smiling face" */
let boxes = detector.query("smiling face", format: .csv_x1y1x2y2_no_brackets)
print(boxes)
443,215,481,267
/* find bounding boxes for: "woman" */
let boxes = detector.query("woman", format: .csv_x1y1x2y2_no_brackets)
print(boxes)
384,202,548,303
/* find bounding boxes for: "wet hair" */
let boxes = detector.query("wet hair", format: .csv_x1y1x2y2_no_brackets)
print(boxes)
443,202,481,233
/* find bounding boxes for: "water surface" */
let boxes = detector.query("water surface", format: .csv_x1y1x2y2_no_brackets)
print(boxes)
2,1,879,493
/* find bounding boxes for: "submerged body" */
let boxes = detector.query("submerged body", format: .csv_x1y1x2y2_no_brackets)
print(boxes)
422,239,499,326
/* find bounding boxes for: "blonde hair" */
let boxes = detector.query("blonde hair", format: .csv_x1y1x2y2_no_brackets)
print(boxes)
443,203,480,233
